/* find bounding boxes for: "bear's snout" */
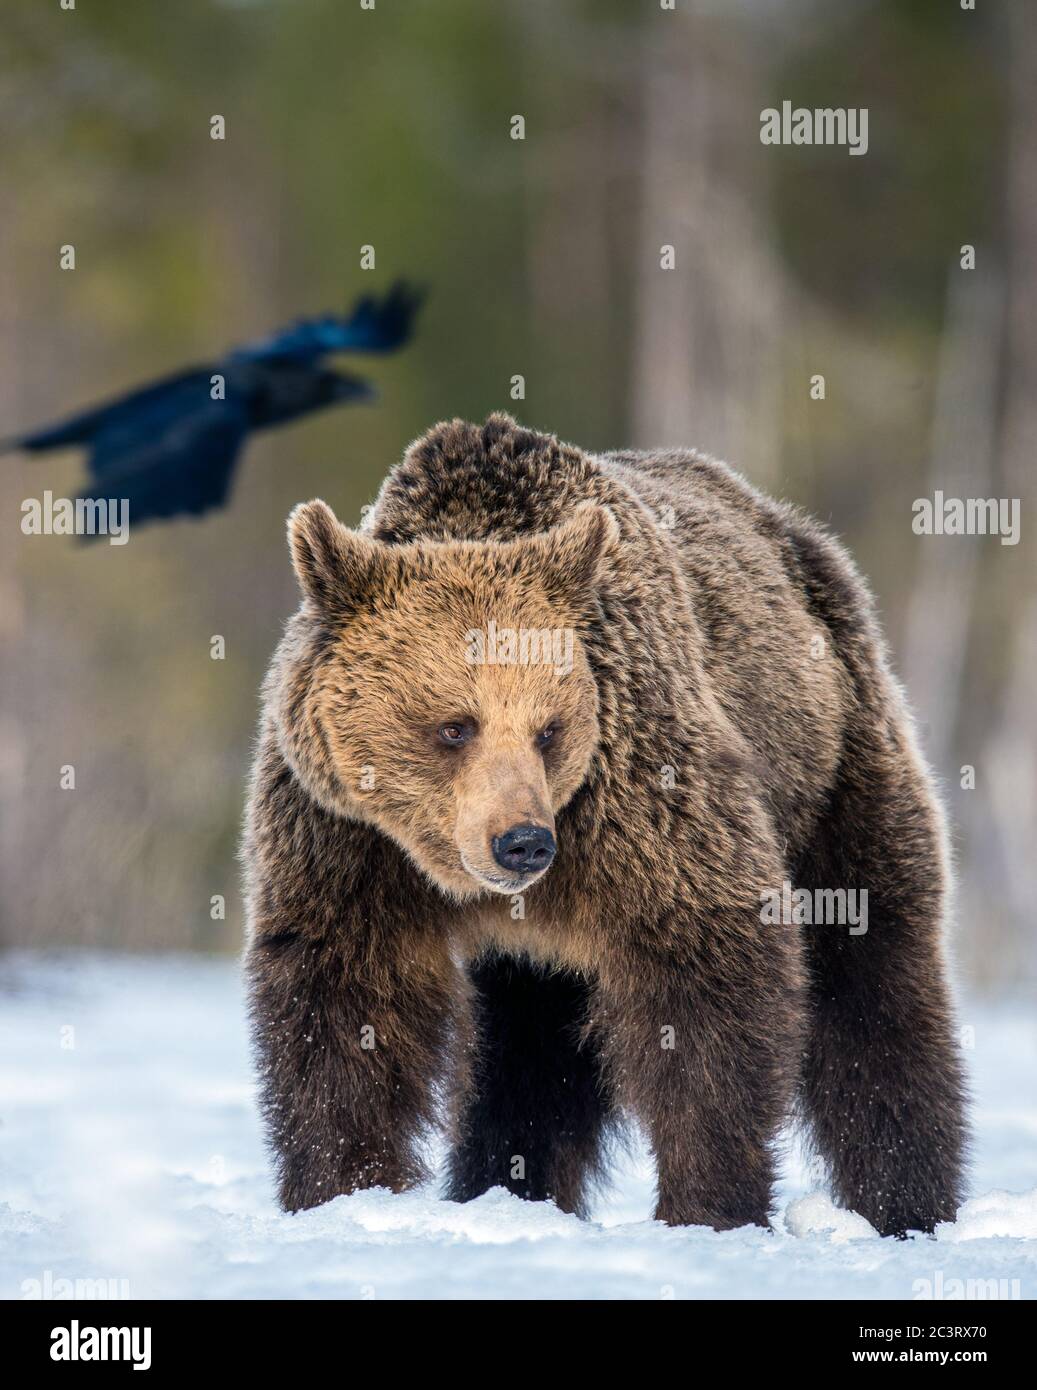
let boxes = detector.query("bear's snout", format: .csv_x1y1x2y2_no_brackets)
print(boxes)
491,823,556,877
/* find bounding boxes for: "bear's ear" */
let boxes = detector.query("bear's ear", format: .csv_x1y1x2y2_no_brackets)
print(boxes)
526,502,619,611
287,499,383,620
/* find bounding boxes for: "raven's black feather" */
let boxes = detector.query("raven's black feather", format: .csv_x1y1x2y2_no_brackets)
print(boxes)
7,282,422,534
236,282,424,363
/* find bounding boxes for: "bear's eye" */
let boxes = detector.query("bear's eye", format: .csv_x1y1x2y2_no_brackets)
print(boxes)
536,723,559,750
438,720,475,747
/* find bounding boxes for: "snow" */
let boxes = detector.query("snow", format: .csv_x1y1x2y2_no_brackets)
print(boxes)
783,1192,876,1243
939,1190,1037,1244
1,952,1034,1300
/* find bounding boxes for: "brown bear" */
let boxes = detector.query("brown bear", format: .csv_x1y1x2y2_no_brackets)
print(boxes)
243,412,967,1236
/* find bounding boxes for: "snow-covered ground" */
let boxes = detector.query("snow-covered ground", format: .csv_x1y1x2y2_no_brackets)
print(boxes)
0,952,1034,1300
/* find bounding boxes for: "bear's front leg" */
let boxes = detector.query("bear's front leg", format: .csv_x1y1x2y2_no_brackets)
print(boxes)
247,923,460,1211
595,904,806,1230
244,750,462,1212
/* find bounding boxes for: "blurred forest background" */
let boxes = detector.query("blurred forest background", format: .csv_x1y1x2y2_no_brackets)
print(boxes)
0,0,1032,995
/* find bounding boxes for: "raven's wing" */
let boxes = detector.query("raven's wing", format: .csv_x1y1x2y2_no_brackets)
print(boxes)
78,394,251,534
7,283,423,534
234,281,423,364
9,367,216,454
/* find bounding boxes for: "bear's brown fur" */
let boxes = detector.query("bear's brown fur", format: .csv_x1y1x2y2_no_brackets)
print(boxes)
243,412,967,1235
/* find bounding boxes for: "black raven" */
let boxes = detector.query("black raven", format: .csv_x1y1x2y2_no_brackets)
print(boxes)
6,282,422,532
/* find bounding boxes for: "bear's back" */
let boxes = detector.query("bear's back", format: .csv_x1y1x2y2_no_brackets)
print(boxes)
596,445,862,850
599,444,878,680
367,413,599,544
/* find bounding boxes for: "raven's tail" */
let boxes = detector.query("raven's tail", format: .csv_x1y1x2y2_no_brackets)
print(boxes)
1,422,85,453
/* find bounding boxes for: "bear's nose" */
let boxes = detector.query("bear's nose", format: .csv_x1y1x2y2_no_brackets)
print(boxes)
491,824,556,876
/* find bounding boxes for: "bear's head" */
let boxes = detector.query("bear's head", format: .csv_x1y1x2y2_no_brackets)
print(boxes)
274,498,617,900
